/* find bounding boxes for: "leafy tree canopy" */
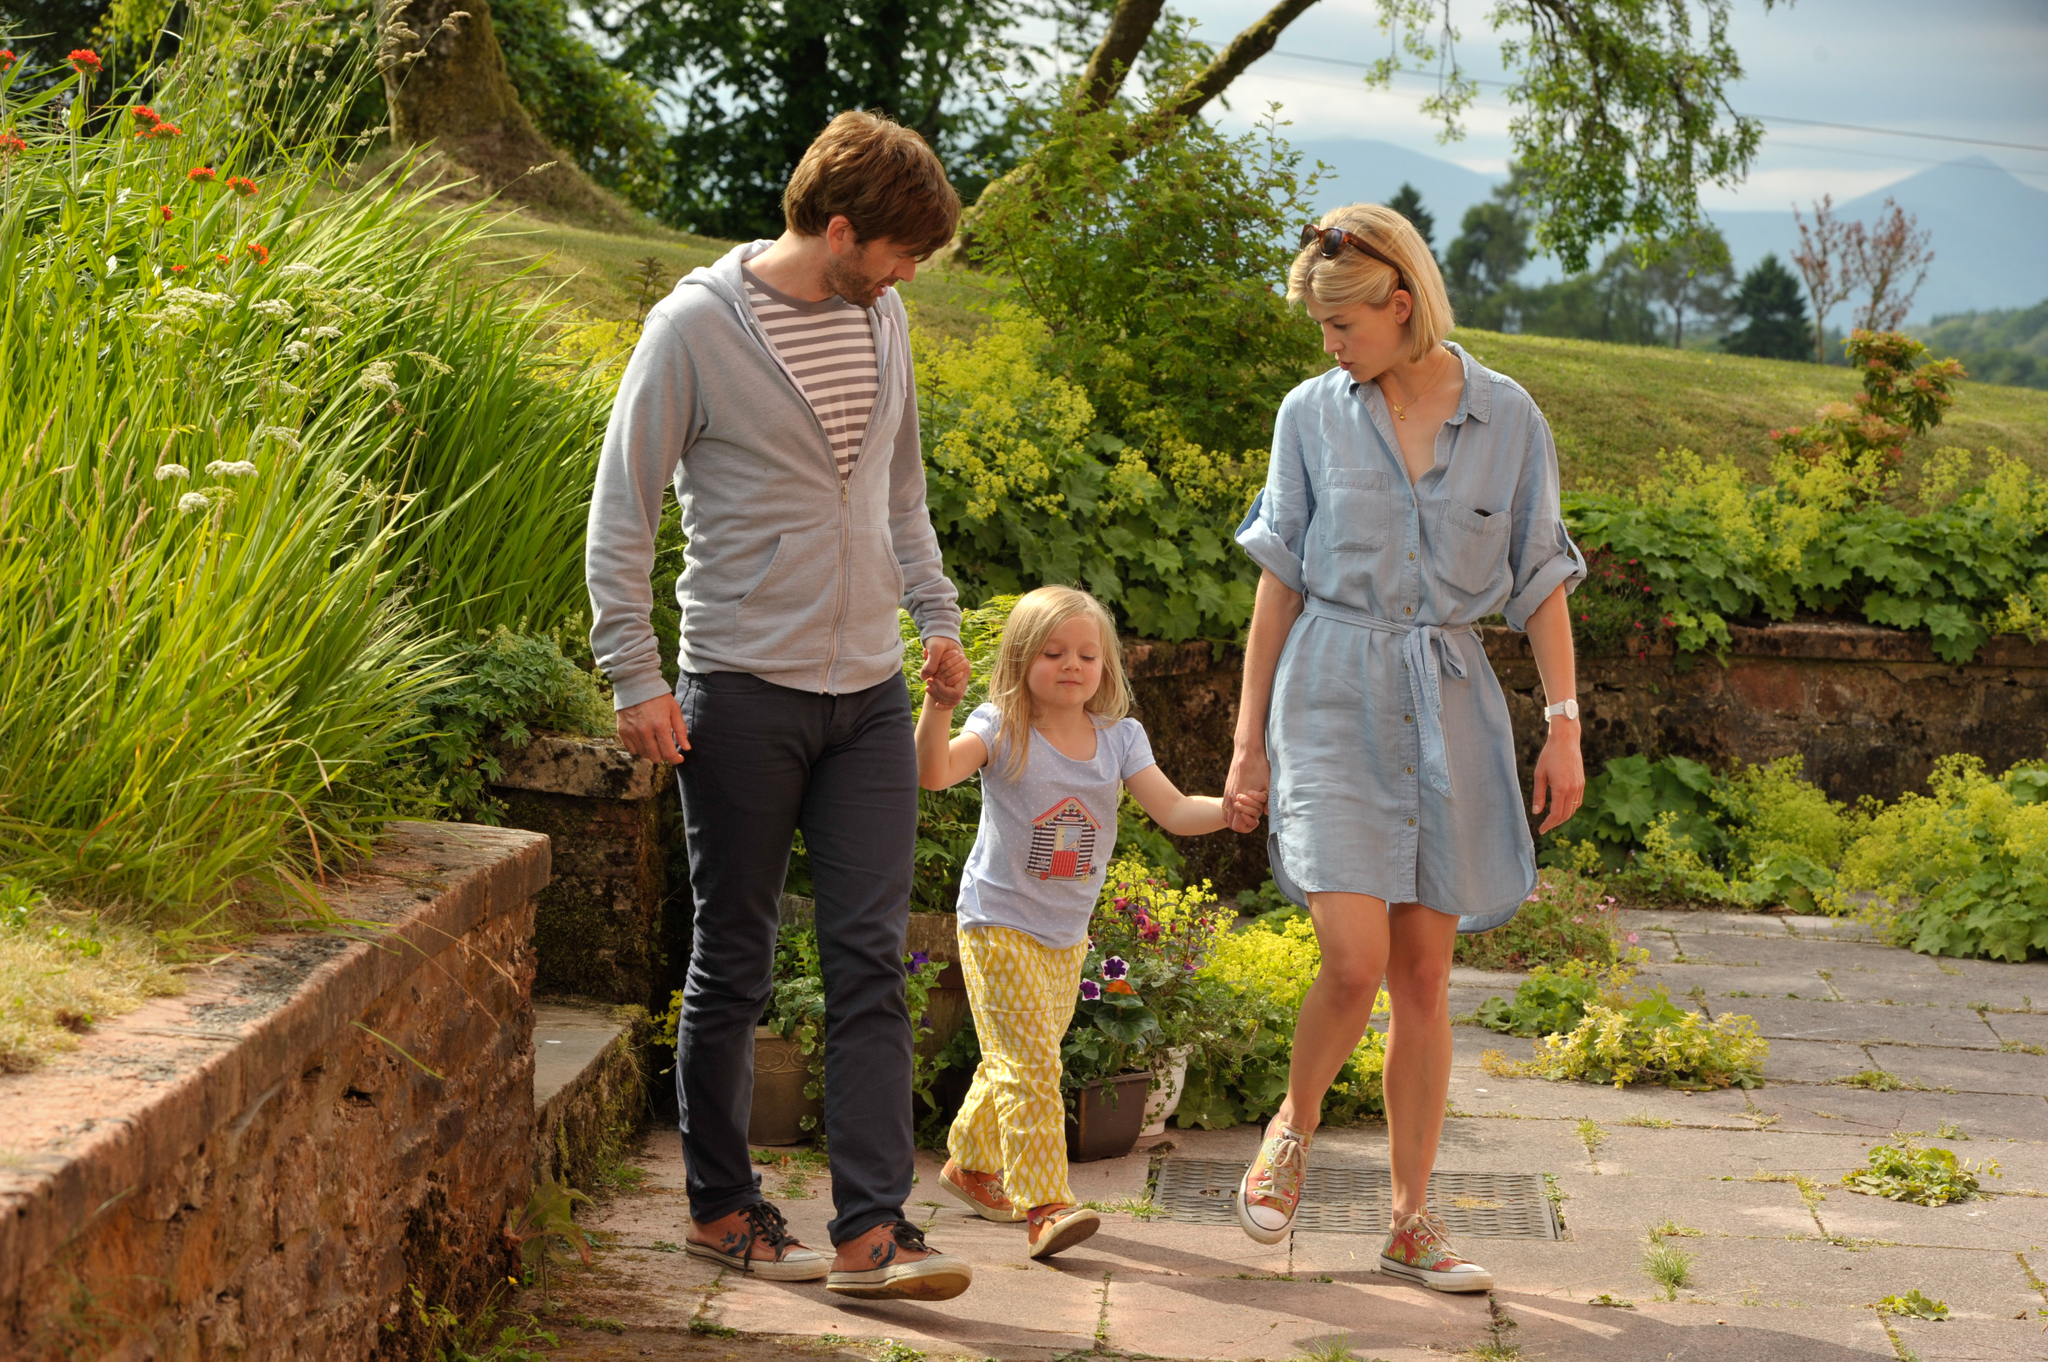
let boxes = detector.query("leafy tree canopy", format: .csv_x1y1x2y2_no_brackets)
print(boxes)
1386,181,1435,254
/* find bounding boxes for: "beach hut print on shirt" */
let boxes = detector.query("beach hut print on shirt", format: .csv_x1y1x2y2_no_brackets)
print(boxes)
1026,796,1103,881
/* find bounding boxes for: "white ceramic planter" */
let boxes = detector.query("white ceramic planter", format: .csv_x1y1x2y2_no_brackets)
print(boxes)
1140,1044,1196,1136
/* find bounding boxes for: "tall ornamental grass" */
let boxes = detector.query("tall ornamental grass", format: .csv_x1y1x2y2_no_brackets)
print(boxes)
0,19,613,925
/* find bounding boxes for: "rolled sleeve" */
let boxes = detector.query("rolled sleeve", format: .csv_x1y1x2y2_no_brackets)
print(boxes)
1501,411,1587,632
1235,395,1312,592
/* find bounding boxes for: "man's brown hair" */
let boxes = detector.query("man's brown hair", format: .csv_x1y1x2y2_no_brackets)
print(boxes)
782,111,961,257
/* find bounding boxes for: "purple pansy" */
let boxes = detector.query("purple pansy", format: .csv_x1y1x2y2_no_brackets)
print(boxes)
1079,979,1102,1001
1102,956,1129,981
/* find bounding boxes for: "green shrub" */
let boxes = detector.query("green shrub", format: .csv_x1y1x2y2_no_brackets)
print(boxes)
1834,755,2048,962
1842,1141,1999,1206
1455,869,1625,972
0,28,615,919
1482,963,1768,1089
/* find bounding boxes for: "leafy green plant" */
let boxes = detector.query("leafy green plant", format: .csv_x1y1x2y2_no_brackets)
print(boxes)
1642,1237,1693,1300
1835,755,2048,962
1842,1142,1999,1206
1475,960,1633,1038
1483,964,1767,1089
1833,1069,1904,1091
0,25,616,922
1875,1290,1949,1321
1455,870,1625,971
505,1172,593,1305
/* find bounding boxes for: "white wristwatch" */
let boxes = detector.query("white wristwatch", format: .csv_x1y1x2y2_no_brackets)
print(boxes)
1544,698,1579,723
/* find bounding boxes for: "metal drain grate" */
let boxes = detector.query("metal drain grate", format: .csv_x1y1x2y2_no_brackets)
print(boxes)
1151,1158,1561,1239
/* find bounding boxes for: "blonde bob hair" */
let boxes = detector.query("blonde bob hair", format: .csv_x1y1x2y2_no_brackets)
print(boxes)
984,586,1130,778
1286,203,1454,363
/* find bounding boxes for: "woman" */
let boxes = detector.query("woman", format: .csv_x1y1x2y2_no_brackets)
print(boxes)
1223,204,1587,1291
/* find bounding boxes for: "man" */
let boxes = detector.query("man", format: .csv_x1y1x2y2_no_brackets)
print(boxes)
586,111,974,1301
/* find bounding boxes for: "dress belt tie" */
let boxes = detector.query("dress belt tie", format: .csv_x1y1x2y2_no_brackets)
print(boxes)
1302,597,1472,798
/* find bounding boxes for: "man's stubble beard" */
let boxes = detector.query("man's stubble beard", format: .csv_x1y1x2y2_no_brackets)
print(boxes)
823,253,888,310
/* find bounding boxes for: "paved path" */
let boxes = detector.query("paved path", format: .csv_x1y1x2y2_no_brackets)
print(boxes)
543,910,2048,1361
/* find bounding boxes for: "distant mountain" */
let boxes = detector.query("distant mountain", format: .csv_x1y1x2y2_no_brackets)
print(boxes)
1292,140,2048,321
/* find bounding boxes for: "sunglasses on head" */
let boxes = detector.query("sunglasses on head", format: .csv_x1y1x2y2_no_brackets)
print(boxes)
1298,224,1410,296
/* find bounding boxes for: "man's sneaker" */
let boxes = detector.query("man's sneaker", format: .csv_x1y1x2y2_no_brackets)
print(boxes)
1026,1204,1101,1260
684,1201,828,1281
938,1159,1023,1223
1379,1210,1495,1292
826,1219,974,1300
1238,1123,1310,1244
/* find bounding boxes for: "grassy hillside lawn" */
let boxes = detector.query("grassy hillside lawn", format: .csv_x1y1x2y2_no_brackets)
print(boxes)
496,215,2048,491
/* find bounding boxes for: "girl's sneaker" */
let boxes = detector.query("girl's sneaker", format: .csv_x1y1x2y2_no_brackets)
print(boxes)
1237,1124,1310,1244
1026,1204,1101,1260
1379,1210,1494,1292
938,1159,1024,1222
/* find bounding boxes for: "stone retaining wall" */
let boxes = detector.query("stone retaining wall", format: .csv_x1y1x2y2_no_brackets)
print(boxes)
0,822,550,1362
1127,622,2048,895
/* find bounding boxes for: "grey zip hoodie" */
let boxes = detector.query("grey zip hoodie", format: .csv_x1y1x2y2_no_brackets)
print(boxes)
586,240,961,711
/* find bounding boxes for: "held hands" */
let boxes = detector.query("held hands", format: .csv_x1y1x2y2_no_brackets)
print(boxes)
1223,746,1271,835
1531,719,1585,834
921,636,970,708
617,692,690,766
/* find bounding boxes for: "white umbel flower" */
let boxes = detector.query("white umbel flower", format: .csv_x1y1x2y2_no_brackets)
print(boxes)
282,340,311,362
278,263,321,281
155,463,190,481
251,299,295,323
307,325,342,341
177,491,211,514
252,426,302,453
163,286,233,309
357,361,399,396
206,459,259,477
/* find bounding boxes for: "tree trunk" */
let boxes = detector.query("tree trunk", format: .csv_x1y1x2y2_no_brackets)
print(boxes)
1161,0,1320,122
1079,0,1168,112
375,0,628,222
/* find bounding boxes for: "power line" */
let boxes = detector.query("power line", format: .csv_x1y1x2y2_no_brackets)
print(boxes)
1266,49,2048,156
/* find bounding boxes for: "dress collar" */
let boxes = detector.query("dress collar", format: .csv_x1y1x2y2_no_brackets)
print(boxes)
1346,341,1489,425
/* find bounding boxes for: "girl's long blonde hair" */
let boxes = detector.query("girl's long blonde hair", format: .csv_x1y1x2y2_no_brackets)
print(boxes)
986,586,1130,779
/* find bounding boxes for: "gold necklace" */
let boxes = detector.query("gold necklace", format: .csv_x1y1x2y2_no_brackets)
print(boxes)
1380,354,1456,421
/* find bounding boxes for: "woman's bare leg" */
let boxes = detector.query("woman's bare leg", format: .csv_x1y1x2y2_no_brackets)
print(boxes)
1381,901,1459,1218
1272,892,1391,1139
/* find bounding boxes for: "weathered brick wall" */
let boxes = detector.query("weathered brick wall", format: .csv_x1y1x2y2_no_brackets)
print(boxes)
1126,623,2048,895
0,822,550,1362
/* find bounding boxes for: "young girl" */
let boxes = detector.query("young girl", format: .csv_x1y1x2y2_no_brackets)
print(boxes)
915,586,1262,1261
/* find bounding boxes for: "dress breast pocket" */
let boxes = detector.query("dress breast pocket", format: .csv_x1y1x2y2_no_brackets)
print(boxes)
1435,499,1511,595
1316,468,1392,553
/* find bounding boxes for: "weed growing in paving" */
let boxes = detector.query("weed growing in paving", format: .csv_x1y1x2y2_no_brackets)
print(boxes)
1587,1293,1634,1308
1642,1237,1694,1300
1876,1290,1950,1321
1620,1110,1674,1128
1575,1119,1607,1163
1831,1069,1952,1093
877,1342,928,1362
1843,1142,2000,1206
1477,958,1767,1089
1080,1196,1166,1220
1469,1294,1522,1360
2001,1040,2048,1055
1453,870,1624,972
688,1318,739,1337
1937,1121,1970,1141
1296,1339,1387,1362
649,1240,680,1253
1750,1168,1829,1211
1651,1219,1702,1239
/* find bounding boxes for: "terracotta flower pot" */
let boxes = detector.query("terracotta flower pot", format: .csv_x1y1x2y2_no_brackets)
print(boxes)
1066,1070,1153,1162
748,1026,821,1146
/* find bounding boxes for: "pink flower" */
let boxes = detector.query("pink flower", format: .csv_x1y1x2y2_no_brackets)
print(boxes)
1627,932,1640,944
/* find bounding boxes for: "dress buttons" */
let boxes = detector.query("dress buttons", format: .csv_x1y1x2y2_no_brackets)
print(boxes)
1408,552,1416,560
1405,765,1414,774
1403,714,1413,723
1406,818,1416,827
1403,606,1413,615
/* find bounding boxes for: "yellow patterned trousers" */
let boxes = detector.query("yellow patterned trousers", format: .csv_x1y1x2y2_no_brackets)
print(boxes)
947,925,1088,1211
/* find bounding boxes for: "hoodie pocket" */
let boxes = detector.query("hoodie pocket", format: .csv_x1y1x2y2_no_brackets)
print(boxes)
842,524,906,658
733,528,838,659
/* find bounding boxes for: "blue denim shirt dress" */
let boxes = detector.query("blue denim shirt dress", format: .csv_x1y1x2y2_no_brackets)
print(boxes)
1235,342,1587,932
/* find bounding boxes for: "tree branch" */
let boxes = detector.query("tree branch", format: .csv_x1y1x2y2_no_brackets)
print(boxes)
1079,0,1167,112
1162,0,1320,122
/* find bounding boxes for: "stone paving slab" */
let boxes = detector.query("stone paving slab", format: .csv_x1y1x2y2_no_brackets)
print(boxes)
1552,1172,1819,1239
1677,1236,2043,1316
1984,1011,2048,1048
1867,1043,2048,1096
1891,1314,2048,1361
1760,1087,2048,1141
1104,1273,1484,1361
1712,996,2008,1049
1813,1184,2048,1252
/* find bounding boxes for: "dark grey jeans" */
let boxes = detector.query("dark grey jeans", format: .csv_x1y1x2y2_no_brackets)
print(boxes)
672,668,917,1245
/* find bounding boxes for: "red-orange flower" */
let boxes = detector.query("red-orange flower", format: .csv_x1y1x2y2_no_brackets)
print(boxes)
214,253,229,264
225,175,258,198
188,166,216,182
0,133,23,157
135,121,183,140
1104,979,1136,996
170,263,186,273
244,242,269,265
0,50,16,70
67,49,101,76
158,205,173,222
131,105,160,125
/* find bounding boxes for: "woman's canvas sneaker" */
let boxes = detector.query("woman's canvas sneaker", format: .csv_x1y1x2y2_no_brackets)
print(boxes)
683,1201,828,1280
826,1219,974,1300
1026,1204,1101,1260
1237,1123,1310,1244
937,1159,1024,1222
1379,1210,1494,1292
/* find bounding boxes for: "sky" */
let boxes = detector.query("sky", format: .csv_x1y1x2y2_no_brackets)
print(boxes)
1151,0,2048,210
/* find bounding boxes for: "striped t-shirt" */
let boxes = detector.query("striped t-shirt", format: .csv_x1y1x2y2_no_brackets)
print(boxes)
742,266,879,480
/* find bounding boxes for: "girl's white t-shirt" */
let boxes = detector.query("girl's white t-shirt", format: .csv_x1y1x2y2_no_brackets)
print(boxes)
955,703,1158,949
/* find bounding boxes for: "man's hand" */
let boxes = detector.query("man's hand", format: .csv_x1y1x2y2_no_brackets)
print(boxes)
617,693,690,766
921,636,970,708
